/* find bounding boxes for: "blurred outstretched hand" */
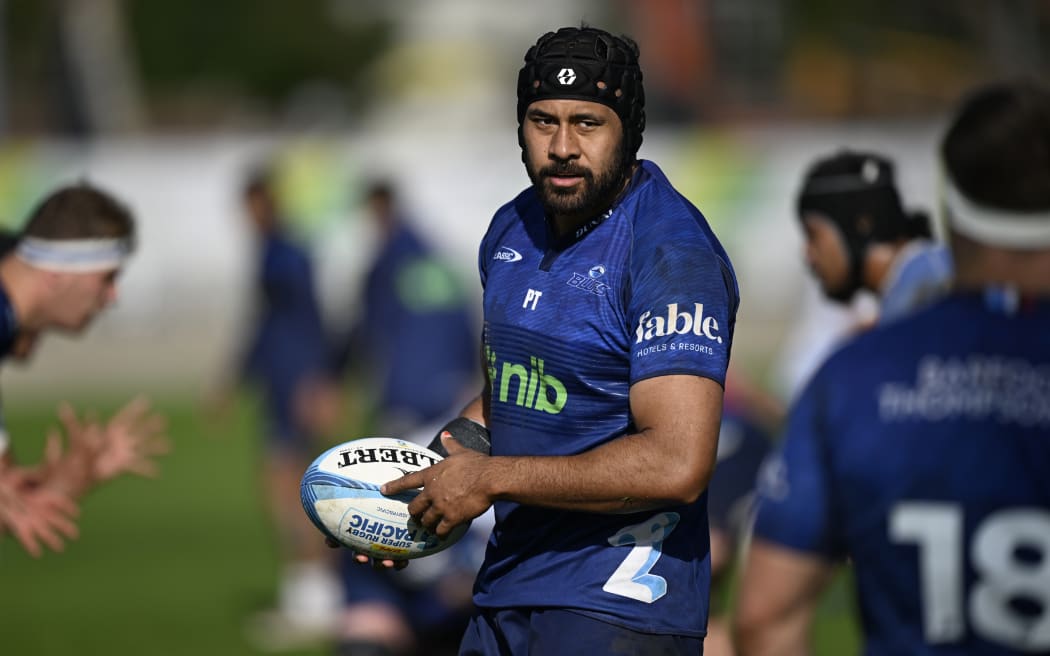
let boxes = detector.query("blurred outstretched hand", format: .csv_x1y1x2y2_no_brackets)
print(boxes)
0,463,80,558
28,396,171,497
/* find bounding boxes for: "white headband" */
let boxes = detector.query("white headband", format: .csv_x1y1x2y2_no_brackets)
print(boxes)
16,236,133,272
941,171,1050,249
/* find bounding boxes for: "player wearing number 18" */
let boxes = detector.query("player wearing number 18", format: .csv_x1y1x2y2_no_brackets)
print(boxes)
734,80,1050,655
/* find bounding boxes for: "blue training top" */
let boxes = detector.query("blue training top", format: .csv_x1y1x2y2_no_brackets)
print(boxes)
353,222,477,423
240,229,329,442
753,292,1050,655
472,159,739,637
879,241,954,325
708,408,771,538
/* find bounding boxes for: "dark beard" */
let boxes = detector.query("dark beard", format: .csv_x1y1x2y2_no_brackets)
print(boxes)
525,140,631,233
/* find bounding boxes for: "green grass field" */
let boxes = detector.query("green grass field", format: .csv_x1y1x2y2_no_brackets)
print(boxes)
0,394,331,656
0,394,860,655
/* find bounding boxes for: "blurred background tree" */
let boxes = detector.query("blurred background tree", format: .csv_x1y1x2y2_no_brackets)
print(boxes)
0,0,1046,137
3,0,394,134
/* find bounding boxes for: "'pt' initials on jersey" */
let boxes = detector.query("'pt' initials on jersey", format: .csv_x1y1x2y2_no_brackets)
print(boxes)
523,289,543,310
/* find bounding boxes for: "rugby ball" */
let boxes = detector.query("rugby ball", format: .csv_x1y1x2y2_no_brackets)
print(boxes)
300,437,470,560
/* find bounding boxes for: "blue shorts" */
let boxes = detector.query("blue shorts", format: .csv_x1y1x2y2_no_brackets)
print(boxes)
261,377,313,455
458,607,703,655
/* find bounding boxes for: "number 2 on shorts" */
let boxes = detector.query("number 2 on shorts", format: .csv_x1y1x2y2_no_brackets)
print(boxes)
602,512,680,603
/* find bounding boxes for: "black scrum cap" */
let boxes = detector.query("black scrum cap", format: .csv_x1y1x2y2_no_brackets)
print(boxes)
517,26,646,157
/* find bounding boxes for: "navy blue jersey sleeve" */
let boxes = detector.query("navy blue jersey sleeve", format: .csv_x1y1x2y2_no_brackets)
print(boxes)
752,373,846,560
627,195,737,386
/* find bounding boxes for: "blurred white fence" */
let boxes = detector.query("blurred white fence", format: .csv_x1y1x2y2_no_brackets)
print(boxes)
0,120,943,400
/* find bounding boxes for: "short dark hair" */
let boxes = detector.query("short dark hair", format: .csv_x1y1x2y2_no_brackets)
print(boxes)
242,165,276,199
941,79,1050,212
23,183,135,241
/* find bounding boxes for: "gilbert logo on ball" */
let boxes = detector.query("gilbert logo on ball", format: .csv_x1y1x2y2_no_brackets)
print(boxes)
300,437,470,559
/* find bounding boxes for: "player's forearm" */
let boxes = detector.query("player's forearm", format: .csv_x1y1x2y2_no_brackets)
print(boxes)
457,394,487,427
733,541,832,656
483,427,715,514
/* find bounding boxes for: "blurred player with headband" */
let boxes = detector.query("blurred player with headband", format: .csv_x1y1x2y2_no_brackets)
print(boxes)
0,183,170,558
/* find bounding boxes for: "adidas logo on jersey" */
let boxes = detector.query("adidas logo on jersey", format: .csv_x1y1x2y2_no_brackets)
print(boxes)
635,303,723,344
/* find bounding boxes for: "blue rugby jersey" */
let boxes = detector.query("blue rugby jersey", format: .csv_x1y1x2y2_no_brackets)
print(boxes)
754,292,1050,655
708,408,771,538
354,222,477,423
879,241,953,325
472,160,739,637
240,230,329,442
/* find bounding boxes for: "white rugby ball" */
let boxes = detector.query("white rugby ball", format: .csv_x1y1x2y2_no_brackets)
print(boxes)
300,437,469,560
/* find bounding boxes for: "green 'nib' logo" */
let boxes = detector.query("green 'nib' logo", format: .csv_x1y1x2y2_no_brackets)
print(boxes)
486,346,567,414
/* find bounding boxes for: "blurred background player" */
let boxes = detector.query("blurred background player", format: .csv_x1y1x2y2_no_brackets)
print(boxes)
212,168,343,642
796,149,951,325
772,148,952,403
734,78,1050,655
703,374,776,656
328,179,481,656
330,180,478,438
0,184,170,558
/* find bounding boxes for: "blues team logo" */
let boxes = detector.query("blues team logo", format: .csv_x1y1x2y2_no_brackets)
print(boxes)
493,246,523,262
567,264,609,296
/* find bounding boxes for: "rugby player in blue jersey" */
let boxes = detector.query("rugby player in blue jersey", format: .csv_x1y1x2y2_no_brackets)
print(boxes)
795,149,952,326
0,184,169,557
329,180,481,656
217,169,344,637
705,382,775,656
375,25,740,654
734,79,1050,655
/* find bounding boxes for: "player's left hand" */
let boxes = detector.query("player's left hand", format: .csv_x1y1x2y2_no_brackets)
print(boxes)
93,396,171,481
323,535,409,570
381,431,493,538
